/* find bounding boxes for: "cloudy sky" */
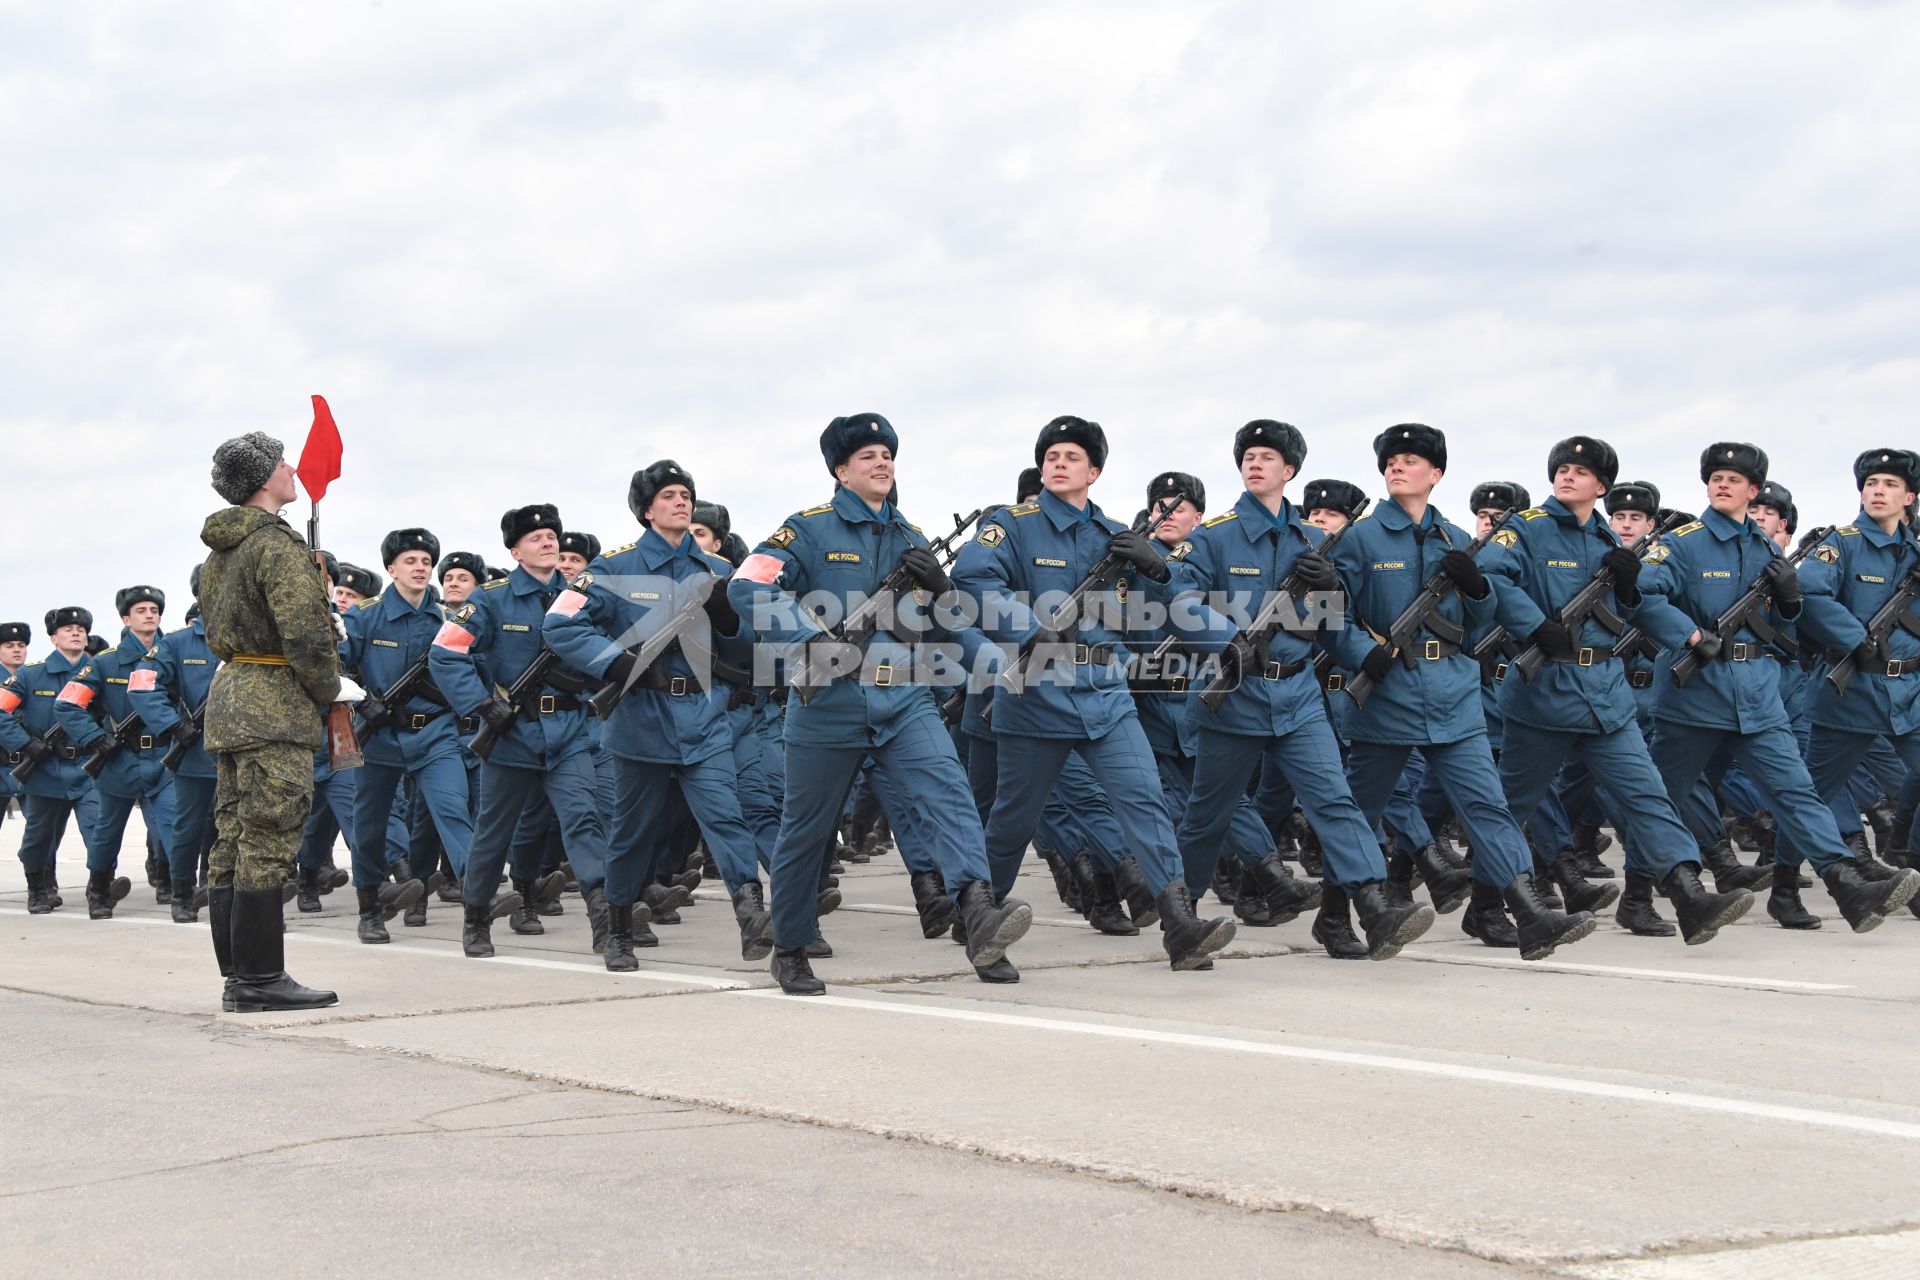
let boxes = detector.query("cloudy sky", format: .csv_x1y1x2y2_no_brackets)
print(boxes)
2,1,1915,638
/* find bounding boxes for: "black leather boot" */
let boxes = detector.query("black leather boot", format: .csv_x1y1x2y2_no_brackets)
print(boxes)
86,872,130,919
147,855,170,903
805,932,833,958
1245,853,1321,924
226,888,336,1013
1086,864,1139,936
1547,854,1621,914
910,870,956,939
405,871,440,927
508,879,545,935
1766,862,1822,930
1383,850,1416,909
1430,822,1470,871
1843,830,1897,883
535,869,571,915
1232,873,1273,926
1867,802,1895,859
815,885,842,917
1295,816,1325,879
974,957,1020,983
435,872,461,903
1885,809,1914,869
209,883,235,995
1350,882,1436,960
603,903,638,971
170,878,198,924
1412,843,1472,914
1658,863,1753,945
1042,853,1078,909
357,888,392,944
1821,859,1920,932
462,899,494,957
1158,881,1235,971
1311,882,1368,959
295,865,323,914
1210,858,1240,906
1459,881,1519,948
583,884,612,955
1571,824,1615,879
1111,856,1160,927
772,946,825,995
1066,852,1101,922
1501,875,1596,961
25,870,53,915
1615,871,1676,936
487,888,522,922
1701,839,1769,892
733,882,775,961
956,881,1033,969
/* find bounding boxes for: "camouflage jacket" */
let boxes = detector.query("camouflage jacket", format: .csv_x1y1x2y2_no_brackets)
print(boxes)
199,506,341,752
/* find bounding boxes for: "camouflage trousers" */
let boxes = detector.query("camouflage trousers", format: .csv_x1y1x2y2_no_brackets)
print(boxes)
209,742,315,891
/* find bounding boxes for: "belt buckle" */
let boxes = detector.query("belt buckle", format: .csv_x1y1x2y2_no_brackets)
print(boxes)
1263,660,1283,681
408,714,427,730
1890,659,1908,678
1493,662,1509,681
1577,647,1594,667
538,694,556,713
873,663,893,688
1073,643,1091,665
1729,643,1748,661
669,677,688,696
1325,672,1345,692
138,735,153,750
5,750,18,765
1168,675,1187,693
1423,639,1441,661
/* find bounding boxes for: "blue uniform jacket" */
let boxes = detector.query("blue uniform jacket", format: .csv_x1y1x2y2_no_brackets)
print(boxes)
0,663,20,801
53,628,172,798
433,565,592,770
1481,497,1665,735
1637,506,1797,733
1331,497,1495,745
1793,512,1920,736
130,619,220,779
340,584,461,767
1164,491,1337,740
547,526,748,766
0,649,93,799
731,486,972,749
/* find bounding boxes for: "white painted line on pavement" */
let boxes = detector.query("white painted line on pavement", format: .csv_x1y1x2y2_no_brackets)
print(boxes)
737,988,1920,1142
1400,950,1852,991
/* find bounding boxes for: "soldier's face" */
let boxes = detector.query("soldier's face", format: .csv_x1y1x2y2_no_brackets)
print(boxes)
1862,475,1913,522
0,640,26,668
334,586,364,609
512,528,559,574
1553,464,1604,506
1705,469,1758,516
1475,508,1504,538
1750,505,1786,539
440,569,477,604
835,446,894,504
51,624,88,656
390,550,435,592
1152,500,1202,544
690,524,720,554
123,602,162,636
1611,510,1654,541
1383,452,1440,499
265,459,298,507
648,484,694,536
1308,509,1349,532
557,552,589,578
1043,445,1098,497
1239,447,1292,499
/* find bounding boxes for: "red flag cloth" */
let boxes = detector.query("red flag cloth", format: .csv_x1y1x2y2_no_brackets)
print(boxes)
298,394,344,502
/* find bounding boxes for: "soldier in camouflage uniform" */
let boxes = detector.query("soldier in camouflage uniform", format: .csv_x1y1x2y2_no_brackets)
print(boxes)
198,431,359,1012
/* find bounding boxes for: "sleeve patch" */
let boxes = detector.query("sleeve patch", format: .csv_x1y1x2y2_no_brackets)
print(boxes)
548,589,589,618
738,553,786,585
1169,540,1193,561
1491,529,1518,549
1812,544,1840,564
976,525,1006,548
568,571,594,589
433,621,476,652
767,526,797,549
128,669,159,692
1643,545,1671,564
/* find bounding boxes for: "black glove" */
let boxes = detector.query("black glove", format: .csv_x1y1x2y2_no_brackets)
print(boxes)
899,546,951,595
1439,549,1488,599
1107,530,1171,584
1762,557,1802,610
478,693,516,734
90,736,123,762
1291,551,1338,593
1602,546,1643,603
1691,631,1723,661
603,652,638,690
18,736,52,767
1360,644,1395,683
1852,637,1880,666
703,580,741,634
358,692,391,732
1529,619,1576,658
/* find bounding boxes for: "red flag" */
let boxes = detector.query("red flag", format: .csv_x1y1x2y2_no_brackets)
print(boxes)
298,394,344,502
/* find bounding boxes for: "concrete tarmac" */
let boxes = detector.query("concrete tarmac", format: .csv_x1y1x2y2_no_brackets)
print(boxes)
3,805,1917,1277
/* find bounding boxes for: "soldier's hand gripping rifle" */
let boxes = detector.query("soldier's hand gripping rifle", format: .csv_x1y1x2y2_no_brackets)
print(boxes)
8,723,69,785
1342,506,1507,710
1826,561,1920,697
585,573,731,719
790,509,982,706
1670,526,1832,688
81,712,148,779
1001,492,1186,698
1511,511,1689,684
160,698,206,771
467,647,562,761
352,650,438,738
1198,501,1367,714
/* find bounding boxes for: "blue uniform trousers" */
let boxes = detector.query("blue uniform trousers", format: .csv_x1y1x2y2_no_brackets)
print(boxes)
1500,721,1693,879
860,759,938,878
168,775,217,883
351,756,471,889
607,755,760,909
1158,752,1288,867
966,734,1104,874
1791,728,1920,869
1648,720,1849,873
1348,735,1530,887
464,755,610,906
88,780,174,875
16,790,100,875
776,715,988,948
731,718,782,872
1178,719,1387,893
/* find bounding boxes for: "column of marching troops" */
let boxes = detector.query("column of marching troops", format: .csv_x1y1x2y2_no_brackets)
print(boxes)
5,414,1920,1012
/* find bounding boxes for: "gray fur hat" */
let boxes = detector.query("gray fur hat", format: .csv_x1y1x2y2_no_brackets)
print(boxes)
210,432,285,505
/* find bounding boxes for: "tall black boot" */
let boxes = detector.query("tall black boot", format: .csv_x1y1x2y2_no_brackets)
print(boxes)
462,899,494,958
1886,809,1915,869
226,888,337,1012
295,865,323,914
508,879,545,935
1232,869,1273,927
1701,839,1769,892
86,871,130,920
25,870,53,915
1500,875,1596,961
356,887,392,944
1042,853,1078,910
1245,853,1321,924
534,869,570,915
1615,871,1676,936
170,878,198,924
1349,882,1436,960
1571,824,1615,879
404,871,439,928
1158,881,1235,971
583,884,612,955
732,882,775,961
1065,852,1101,922
1082,860,1138,936
1295,816,1325,879
210,884,236,1010
1384,850,1416,909
956,881,1032,970
1766,862,1821,930
1820,859,1920,932
1867,803,1896,859
772,946,825,995
603,903,637,971
1110,856,1160,927
147,855,171,903
1459,881,1519,948
1843,830,1898,883
1658,863,1753,945
1312,882,1368,958
910,870,956,939
1210,858,1240,906
1546,853,1621,914
1412,843,1472,914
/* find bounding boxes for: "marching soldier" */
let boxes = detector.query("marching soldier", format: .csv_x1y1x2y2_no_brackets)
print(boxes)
198,431,349,1011
0,621,26,841
0,607,101,913
333,563,381,610
129,565,221,922
734,416,1034,991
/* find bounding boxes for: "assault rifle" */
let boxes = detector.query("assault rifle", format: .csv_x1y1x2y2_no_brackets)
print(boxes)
1671,527,1832,688
1512,511,1689,684
1343,506,1508,710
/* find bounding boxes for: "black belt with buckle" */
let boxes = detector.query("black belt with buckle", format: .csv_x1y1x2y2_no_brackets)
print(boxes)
1412,638,1461,661
457,715,479,735
5,750,19,765
400,707,449,730
134,734,156,752
1628,669,1654,689
1547,644,1618,666
862,662,898,688
727,687,758,710
1724,642,1762,662
1260,659,1308,681
1323,671,1345,692
531,693,582,713
1864,656,1920,678
55,743,79,761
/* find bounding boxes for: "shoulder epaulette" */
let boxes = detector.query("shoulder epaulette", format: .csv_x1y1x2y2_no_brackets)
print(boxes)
1202,511,1239,528
1672,521,1706,537
482,579,509,591
355,598,378,610
1007,503,1042,517
906,522,922,534
608,540,638,555
800,504,835,518
1519,508,1549,521
1837,524,1861,536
